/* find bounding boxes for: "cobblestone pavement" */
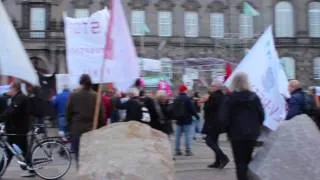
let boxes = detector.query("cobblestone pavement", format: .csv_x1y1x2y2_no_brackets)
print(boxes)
2,133,236,180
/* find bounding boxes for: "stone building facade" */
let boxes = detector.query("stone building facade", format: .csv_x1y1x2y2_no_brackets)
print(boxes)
2,0,320,86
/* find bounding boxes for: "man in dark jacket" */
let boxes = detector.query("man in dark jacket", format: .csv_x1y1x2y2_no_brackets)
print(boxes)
0,82,34,177
66,74,105,169
117,88,143,122
203,82,229,169
286,80,305,120
27,85,45,133
173,85,199,156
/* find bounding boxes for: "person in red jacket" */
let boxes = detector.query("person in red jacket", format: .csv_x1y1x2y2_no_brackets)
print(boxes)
102,90,112,125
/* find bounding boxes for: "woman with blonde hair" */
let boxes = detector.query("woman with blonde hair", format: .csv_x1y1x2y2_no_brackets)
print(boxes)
224,72,264,180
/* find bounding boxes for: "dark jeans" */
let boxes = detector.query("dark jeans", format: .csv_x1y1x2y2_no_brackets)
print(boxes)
231,140,255,180
0,135,30,171
71,135,80,169
205,132,228,163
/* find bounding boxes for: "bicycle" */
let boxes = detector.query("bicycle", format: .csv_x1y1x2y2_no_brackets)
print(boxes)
0,123,71,179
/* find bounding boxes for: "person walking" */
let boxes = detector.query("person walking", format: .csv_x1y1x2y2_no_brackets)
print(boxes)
203,82,229,169
0,81,35,177
224,72,264,180
66,74,105,169
53,86,70,137
154,90,173,136
173,85,199,156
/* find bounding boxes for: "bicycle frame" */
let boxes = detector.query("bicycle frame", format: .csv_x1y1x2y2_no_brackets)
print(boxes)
0,124,54,168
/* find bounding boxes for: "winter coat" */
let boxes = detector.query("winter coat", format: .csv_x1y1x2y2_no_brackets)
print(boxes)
224,91,264,141
0,92,30,134
53,90,70,118
117,97,143,122
66,88,105,136
174,93,199,125
202,90,225,135
286,88,305,120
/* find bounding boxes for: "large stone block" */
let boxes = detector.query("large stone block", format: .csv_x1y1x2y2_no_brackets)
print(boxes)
249,115,320,180
78,121,174,180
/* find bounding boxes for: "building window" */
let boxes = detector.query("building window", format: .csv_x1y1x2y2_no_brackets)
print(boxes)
275,1,294,37
158,11,172,37
131,10,146,36
239,14,253,38
210,13,224,38
314,57,320,79
75,8,90,18
280,57,296,80
309,2,320,37
161,58,173,79
30,7,46,38
184,11,199,37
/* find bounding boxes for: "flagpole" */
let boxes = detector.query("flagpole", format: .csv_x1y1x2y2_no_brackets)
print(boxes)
92,3,113,130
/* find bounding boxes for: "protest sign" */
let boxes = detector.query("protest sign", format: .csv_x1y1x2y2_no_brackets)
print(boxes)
64,9,110,83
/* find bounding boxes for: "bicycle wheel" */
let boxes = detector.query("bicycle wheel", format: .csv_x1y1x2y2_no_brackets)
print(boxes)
31,140,71,180
0,146,8,177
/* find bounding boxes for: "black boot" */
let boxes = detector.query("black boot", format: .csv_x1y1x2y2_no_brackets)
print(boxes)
219,157,230,169
208,161,220,168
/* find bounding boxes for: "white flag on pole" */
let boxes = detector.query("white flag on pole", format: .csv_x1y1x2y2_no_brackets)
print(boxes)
104,0,140,92
225,26,288,131
0,1,39,85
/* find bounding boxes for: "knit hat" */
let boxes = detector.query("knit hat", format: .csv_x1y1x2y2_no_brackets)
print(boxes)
179,84,188,93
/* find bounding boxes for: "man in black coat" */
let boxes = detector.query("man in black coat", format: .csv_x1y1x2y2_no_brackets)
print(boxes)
203,82,229,169
0,82,34,177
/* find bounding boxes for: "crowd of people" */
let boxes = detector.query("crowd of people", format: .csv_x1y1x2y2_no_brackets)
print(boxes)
0,72,319,180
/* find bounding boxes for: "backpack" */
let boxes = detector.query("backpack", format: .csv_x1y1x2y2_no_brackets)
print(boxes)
138,97,151,123
171,98,187,120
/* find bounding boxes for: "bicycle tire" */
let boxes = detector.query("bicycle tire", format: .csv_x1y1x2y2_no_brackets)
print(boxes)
0,146,8,177
31,139,71,180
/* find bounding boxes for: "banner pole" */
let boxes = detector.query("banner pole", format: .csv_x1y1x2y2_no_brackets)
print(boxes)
92,2,114,130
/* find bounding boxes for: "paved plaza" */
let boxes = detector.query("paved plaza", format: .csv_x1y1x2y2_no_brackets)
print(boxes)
2,134,237,180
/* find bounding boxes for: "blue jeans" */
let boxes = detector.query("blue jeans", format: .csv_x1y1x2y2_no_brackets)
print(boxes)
175,124,192,153
57,116,67,134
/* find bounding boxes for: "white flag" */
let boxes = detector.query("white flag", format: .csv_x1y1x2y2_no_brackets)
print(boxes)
0,1,39,85
104,0,140,92
225,26,288,131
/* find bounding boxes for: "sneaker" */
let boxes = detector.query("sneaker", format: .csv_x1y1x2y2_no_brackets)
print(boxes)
175,152,183,156
185,151,193,156
219,158,230,169
20,170,36,178
208,162,220,168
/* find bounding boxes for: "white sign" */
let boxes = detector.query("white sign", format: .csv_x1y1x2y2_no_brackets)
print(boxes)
225,26,288,131
64,9,110,83
141,58,161,72
55,74,81,94
185,68,199,80
0,2,39,85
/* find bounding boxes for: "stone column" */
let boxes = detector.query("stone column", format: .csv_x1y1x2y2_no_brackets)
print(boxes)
57,47,67,74
49,47,56,74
